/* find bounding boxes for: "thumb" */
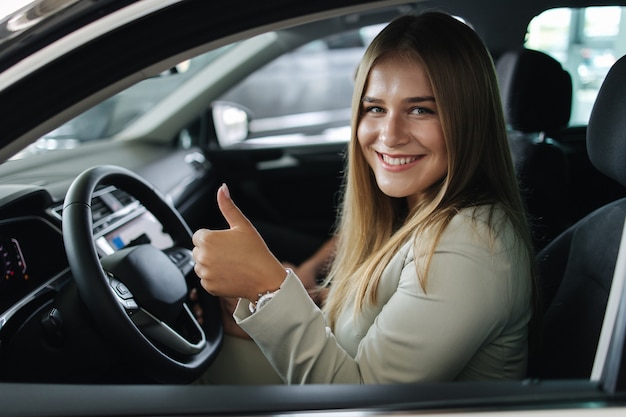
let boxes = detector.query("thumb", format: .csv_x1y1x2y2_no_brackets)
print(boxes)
217,183,252,229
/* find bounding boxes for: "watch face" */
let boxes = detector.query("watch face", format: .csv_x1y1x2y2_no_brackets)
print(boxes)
248,291,277,313
256,292,276,310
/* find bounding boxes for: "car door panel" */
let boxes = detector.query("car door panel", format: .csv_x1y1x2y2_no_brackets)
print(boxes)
207,142,345,262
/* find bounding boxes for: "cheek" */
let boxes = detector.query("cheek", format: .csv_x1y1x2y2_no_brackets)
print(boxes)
423,125,447,155
356,119,376,148
355,125,376,171
434,138,449,176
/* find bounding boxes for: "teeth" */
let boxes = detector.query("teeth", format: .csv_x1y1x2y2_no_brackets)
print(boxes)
381,154,418,166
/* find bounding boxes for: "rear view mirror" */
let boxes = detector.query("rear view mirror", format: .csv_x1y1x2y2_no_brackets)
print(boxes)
212,102,250,147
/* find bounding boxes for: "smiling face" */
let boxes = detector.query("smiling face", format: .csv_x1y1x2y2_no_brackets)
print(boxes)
357,53,448,207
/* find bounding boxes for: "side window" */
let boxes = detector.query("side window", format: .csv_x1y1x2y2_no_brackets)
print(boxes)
217,24,385,142
525,7,626,125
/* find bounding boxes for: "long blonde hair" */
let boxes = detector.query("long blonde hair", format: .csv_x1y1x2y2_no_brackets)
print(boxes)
323,12,534,328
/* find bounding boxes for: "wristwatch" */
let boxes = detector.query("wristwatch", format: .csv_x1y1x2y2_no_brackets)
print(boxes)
248,269,290,314
248,289,279,313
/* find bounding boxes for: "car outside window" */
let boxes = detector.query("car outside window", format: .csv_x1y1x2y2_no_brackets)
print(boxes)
16,9,623,158
525,6,626,125
10,45,234,160
11,23,387,158
217,24,386,143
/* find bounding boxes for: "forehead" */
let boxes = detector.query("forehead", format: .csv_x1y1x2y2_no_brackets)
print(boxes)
365,53,432,94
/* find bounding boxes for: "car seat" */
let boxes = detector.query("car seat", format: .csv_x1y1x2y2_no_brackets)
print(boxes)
528,54,626,379
496,48,572,251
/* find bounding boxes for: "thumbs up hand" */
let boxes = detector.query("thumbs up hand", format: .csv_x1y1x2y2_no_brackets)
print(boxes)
192,184,287,303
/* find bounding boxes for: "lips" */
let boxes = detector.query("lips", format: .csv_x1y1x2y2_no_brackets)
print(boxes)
376,152,424,170
379,152,421,166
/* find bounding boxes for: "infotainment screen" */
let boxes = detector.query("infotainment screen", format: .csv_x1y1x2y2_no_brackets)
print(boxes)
95,211,173,256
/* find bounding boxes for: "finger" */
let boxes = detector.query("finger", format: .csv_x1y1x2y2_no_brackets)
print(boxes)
191,246,208,272
189,287,198,301
198,276,215,295
194,262,211,281
193,227,217,247
216,183,253,230
193,304,204,325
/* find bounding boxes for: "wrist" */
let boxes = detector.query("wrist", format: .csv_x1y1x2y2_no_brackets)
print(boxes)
248,268,290,313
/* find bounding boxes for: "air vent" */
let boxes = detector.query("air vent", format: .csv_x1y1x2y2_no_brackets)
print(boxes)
110,188,135,207
90,195,113,223
51,185,139,229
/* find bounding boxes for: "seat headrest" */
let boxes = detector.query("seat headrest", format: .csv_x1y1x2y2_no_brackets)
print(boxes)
587,54,626,187
497,48,572,133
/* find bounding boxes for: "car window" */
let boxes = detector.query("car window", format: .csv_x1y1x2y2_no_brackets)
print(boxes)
11,22,387,158
217,23,386,143
10,44,235,160
525,6,626,125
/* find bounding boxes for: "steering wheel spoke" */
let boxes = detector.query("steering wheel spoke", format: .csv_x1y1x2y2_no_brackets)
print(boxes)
131,304,207,355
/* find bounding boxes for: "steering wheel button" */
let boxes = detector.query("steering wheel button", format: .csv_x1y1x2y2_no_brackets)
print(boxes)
113,281,134,300
169,251,186,263
116,282,129,294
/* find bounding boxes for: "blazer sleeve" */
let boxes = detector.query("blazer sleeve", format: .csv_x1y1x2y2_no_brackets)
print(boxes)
234,214,527,384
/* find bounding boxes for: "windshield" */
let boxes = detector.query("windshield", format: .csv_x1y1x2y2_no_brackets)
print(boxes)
11,45,233,159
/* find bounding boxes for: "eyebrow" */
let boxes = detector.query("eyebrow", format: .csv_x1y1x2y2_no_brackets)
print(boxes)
361,96,436,104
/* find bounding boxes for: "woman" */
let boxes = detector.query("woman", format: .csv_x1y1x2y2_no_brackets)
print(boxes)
192,11,535,384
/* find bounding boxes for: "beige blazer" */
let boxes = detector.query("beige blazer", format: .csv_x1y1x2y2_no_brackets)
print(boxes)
201,205,532,385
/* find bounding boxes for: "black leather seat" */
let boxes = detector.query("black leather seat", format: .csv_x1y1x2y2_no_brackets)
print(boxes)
496,48,573,251
529,54,626,379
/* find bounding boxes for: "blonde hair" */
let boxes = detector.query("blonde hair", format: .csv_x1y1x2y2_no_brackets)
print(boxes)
323,12,534,328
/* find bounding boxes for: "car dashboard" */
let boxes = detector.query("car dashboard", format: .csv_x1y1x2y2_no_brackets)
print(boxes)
0,181,176,372
0,214,68,326
2,184,175,308
0,142,212,383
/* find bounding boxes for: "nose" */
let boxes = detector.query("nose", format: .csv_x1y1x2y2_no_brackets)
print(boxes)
380,113,410,147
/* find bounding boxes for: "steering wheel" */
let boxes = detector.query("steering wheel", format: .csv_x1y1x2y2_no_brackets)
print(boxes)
62,165,222,383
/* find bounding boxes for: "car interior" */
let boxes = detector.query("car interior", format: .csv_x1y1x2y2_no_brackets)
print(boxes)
530,52,626,381
496,47,573,251
0,0,625,415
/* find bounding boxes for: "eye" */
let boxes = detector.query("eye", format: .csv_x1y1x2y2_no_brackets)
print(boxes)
410,106,435,115
363,106,385,114
363,105,385,114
